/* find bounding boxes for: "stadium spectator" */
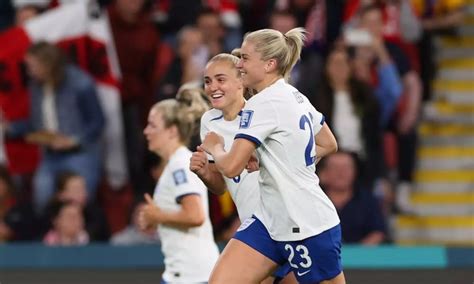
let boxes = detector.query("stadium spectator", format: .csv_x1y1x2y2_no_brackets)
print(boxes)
315,46,385,188
320,152,387,245
110,201,159,245
5,42,105,215
43,200,89,246
107,0,159,197
42,171,110,241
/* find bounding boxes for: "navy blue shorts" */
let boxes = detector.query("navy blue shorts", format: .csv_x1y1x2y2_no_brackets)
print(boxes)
234,216,342,284
273,262,292,279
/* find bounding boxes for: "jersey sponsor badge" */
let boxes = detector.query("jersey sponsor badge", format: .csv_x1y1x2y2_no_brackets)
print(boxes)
239,110,254,129
172,169,188,185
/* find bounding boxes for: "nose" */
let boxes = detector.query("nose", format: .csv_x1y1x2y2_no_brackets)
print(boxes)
208,80,218,92
236,59,243,69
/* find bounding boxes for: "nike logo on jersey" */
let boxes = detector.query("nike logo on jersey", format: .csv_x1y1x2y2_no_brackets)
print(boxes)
297,270,311,276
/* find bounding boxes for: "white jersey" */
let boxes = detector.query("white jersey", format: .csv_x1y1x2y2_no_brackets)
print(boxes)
153,146,219,283
235,79,340,241
200,109,259,222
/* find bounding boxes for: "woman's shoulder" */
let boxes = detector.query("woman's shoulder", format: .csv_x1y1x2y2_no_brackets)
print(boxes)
201,108,223,122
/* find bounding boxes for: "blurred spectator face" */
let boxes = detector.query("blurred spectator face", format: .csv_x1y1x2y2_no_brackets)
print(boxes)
53,203,84,239
326,49,351,85
144,109,172,155
351,46,373,82
58,176,88,206
25,54,49,82
178,27,204,60
115,0,145,16
270,12,297,33
204,60,243,111
197,13,224,42
15,6,39,25
321,153,357,190
360,8,384,38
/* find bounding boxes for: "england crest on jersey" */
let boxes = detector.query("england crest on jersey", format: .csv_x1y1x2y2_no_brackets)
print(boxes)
239,110,254,129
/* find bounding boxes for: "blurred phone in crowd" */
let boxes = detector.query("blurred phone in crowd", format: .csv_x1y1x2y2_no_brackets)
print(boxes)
344,29,373,46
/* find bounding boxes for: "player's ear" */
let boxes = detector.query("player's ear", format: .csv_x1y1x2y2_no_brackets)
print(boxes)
266,59,277,72
169,124,180,139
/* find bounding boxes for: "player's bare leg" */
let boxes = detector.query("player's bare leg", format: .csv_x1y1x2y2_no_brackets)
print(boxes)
209,238,278,284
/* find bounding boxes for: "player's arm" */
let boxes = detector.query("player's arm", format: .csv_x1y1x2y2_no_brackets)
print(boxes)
199,163,228,195
202,132,255,178
141,193,205,229
190,146,228,195
315,122,338,164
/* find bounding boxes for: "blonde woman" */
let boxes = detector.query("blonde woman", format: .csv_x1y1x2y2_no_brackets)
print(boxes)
190,53,296,283
139,89,219,283
201,28,345,284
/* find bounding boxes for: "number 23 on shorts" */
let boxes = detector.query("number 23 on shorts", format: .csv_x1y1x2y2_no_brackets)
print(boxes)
285,243,313,273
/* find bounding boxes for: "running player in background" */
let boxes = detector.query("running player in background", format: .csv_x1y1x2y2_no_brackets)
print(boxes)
201,28,345,284
190,53,296,284
138,89,219,283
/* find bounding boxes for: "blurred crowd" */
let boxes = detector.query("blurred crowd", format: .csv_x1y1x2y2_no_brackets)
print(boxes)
0,0,467,246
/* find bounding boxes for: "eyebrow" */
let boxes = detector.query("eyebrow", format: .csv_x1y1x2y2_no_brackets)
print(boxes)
205,74,228,80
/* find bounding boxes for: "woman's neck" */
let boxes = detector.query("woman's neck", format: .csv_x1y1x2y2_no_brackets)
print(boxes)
254,75,283,93
158,141,182,162
223,98,245,121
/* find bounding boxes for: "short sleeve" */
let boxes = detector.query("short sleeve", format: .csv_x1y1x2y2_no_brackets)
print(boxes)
169,163,203,204
308,102,325,135
234,98,277,147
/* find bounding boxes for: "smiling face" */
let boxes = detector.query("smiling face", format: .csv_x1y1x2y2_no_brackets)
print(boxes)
237,40,268,91
204,60,243,111
143,109,174,155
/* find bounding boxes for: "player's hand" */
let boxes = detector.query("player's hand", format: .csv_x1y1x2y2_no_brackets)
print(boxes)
190,145,209,176
201,132,224,155
138,193,161,230
245,152,259,173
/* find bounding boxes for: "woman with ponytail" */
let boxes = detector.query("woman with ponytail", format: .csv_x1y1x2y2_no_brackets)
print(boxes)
201,28,345,283
139,88,219,283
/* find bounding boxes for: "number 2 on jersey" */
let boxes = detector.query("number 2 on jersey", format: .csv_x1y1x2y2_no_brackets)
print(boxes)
299,114,316,166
